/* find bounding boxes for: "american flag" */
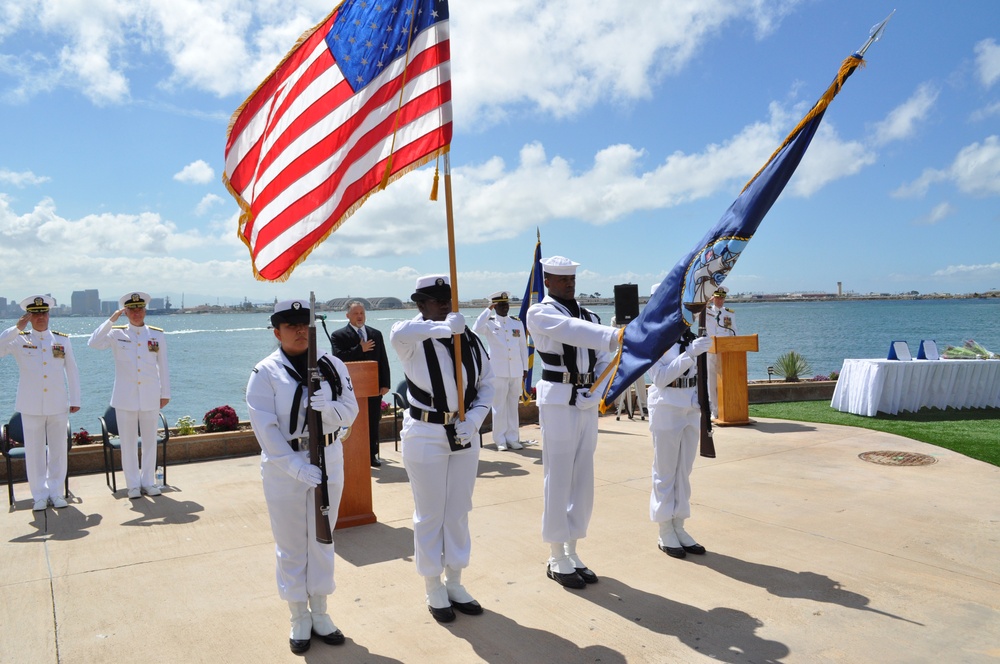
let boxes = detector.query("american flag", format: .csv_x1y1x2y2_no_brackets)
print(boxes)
224,0,452,282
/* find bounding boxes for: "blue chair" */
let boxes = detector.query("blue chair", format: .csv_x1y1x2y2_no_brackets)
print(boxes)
99,407,170,493
1,412,73,506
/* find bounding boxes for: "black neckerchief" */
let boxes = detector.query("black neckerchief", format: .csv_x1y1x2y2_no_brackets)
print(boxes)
281,349,309,435
550,294,580,319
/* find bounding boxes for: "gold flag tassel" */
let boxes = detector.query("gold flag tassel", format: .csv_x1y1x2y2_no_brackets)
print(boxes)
430,156,440,200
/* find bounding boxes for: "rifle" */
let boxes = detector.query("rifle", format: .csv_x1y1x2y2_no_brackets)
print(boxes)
683,303,716,458
307,291,334,544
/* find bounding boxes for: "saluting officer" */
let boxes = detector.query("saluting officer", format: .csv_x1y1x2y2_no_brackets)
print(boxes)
704,286,736,419
88,292,170,499
526,256,619,590
473,290,529,451
390,275,495,623
0,295,80,511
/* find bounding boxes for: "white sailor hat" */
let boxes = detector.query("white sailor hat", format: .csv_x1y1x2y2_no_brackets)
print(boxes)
270,299,310,327
411,275,451,302
713,285,729,297
490,290,510,302
650,283,660,296
119,291,151,309
539,256,579,276
20,295,55,313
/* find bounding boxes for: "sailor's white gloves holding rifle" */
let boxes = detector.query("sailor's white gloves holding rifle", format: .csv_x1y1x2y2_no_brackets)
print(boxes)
295,463,323,488
309,392,351,426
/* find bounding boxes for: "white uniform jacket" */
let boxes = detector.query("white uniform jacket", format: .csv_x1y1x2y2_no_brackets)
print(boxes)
88,320,170,411
390,315,495,430
0,327,81,416
246,349,359,480
647,344,699,413
473,309,529,378
705,305,736,338
526,297,617,405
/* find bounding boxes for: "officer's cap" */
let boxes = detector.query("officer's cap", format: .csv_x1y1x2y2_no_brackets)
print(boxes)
21,295,54,313
490,290,510,303
540,256,579,276
271,299,310,327
411,275,451,303
119,292,151,309
713,286,729,297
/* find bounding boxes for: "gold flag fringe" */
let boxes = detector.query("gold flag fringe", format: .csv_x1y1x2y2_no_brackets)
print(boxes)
430,157,440,200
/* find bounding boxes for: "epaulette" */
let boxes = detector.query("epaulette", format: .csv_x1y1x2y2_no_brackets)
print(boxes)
725,307,734,313
112,325,127,329
148,325,164,332
509,315,520,321
52,331,69,337
19,330,29,335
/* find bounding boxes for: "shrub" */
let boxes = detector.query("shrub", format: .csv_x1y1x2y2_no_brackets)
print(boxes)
828,370,839,381
772,351,812,382
808,374,829,382
380,400,390,414
203,405,239,433
175,415,198,436
71,428,92,445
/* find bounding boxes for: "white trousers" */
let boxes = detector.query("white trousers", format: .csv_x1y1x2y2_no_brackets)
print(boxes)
491,376,522,446
538,403,598,543
262,442,344,602
649,403,700,523
401,418,480,578
20,413,68,502
707,354,719,418
115,409,160,490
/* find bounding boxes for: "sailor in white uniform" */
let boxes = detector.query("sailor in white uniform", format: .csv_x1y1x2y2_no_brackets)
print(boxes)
704,286,736,419
526,256,618,590
246,299,358,654
88,292,170,498
390,275,495,623
0,295,81,511
473,290,529,450
647,285,712,558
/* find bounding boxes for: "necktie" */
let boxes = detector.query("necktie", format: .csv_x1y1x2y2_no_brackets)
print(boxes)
358,326,367,342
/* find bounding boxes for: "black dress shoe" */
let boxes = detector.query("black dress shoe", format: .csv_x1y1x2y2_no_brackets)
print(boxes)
682,543,706,555
546,567,586,589
370,457,382,467
428,604,456,622
313,628,345,645
574,567,599,584
451,599,483,615
289,637,311,654
658,543,687,559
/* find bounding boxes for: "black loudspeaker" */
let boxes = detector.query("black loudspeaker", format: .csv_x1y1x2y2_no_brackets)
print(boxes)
614,284,640,324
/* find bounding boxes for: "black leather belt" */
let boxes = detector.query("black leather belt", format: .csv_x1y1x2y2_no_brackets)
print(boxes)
409,406,459,425
668,376,697,389
541,369,594,385
287,437,308,452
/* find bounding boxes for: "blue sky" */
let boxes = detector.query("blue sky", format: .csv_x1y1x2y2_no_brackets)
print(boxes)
1,0,998,308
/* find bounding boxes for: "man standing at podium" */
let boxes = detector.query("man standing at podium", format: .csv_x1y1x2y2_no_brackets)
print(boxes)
705,286,736,419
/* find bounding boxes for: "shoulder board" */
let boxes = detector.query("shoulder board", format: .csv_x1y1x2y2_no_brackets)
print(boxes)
725,307,734,313
148,325,164,332
52,331,69,337
509,315,520,321
112,325,127,329
19,330,30,335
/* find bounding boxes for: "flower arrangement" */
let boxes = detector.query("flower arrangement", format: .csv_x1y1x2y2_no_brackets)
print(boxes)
380,400,390,414
175,415,198,436
71,428,92,446
203,405,239,433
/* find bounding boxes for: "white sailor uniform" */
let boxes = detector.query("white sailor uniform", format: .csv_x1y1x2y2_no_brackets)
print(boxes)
0,326,81,503
246,348,358,602
473,307,528,448
526,296,617,574
704,303,736,418
390,314,495,579
88,320,170,491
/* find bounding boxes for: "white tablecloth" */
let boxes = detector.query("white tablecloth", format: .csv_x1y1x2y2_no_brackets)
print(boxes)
830,358,1000,416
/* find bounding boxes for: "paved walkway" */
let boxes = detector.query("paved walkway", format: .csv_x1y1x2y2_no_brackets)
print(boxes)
2,415,998,663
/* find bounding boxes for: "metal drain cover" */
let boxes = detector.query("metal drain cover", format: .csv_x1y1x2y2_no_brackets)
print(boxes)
859,451,937,466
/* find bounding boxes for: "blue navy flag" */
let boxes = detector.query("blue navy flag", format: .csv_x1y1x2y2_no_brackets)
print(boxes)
518,230,544,401
600,52,870,407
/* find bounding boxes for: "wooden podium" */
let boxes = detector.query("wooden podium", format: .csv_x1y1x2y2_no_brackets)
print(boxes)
335,361,378,529
710,334,758,427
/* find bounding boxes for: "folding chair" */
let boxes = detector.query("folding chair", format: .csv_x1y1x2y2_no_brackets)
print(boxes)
99,407,170,493
1,412,72,506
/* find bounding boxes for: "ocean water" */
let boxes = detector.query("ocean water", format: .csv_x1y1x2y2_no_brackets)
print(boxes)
1,298,998,435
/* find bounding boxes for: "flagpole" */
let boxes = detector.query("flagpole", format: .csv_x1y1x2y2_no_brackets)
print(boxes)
443,152,465,419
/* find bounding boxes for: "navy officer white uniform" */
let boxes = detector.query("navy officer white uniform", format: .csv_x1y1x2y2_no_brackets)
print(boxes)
88,292,170,498
647,284,712,559
390,275,495,623
0,295,81,511
704,286,736,419
246,299,358,654
473,290,529,450
526,256,618,589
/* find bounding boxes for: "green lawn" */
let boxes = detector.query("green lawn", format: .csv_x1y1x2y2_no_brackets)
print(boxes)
748,400,1000,467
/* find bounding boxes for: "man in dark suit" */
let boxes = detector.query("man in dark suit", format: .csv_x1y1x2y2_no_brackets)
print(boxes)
330,301,391,467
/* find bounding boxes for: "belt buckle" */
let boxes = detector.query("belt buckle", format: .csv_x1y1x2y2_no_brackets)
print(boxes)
441,411,457,425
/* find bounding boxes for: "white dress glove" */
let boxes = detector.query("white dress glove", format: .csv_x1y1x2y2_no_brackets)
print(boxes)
684,335,713,359
446,312,466,334
309,393,344,426
295,463,322,488
454,419,478,444
575,389,603,411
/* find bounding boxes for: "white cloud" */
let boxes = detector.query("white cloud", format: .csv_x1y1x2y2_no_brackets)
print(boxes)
932,262,1000,278
174,159,215,184
913,202,954,226
195,193,224,215
893,135,1000,198
970,100,1000,122
0,168,49,187
974,38,1000,88
872,83,938,146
